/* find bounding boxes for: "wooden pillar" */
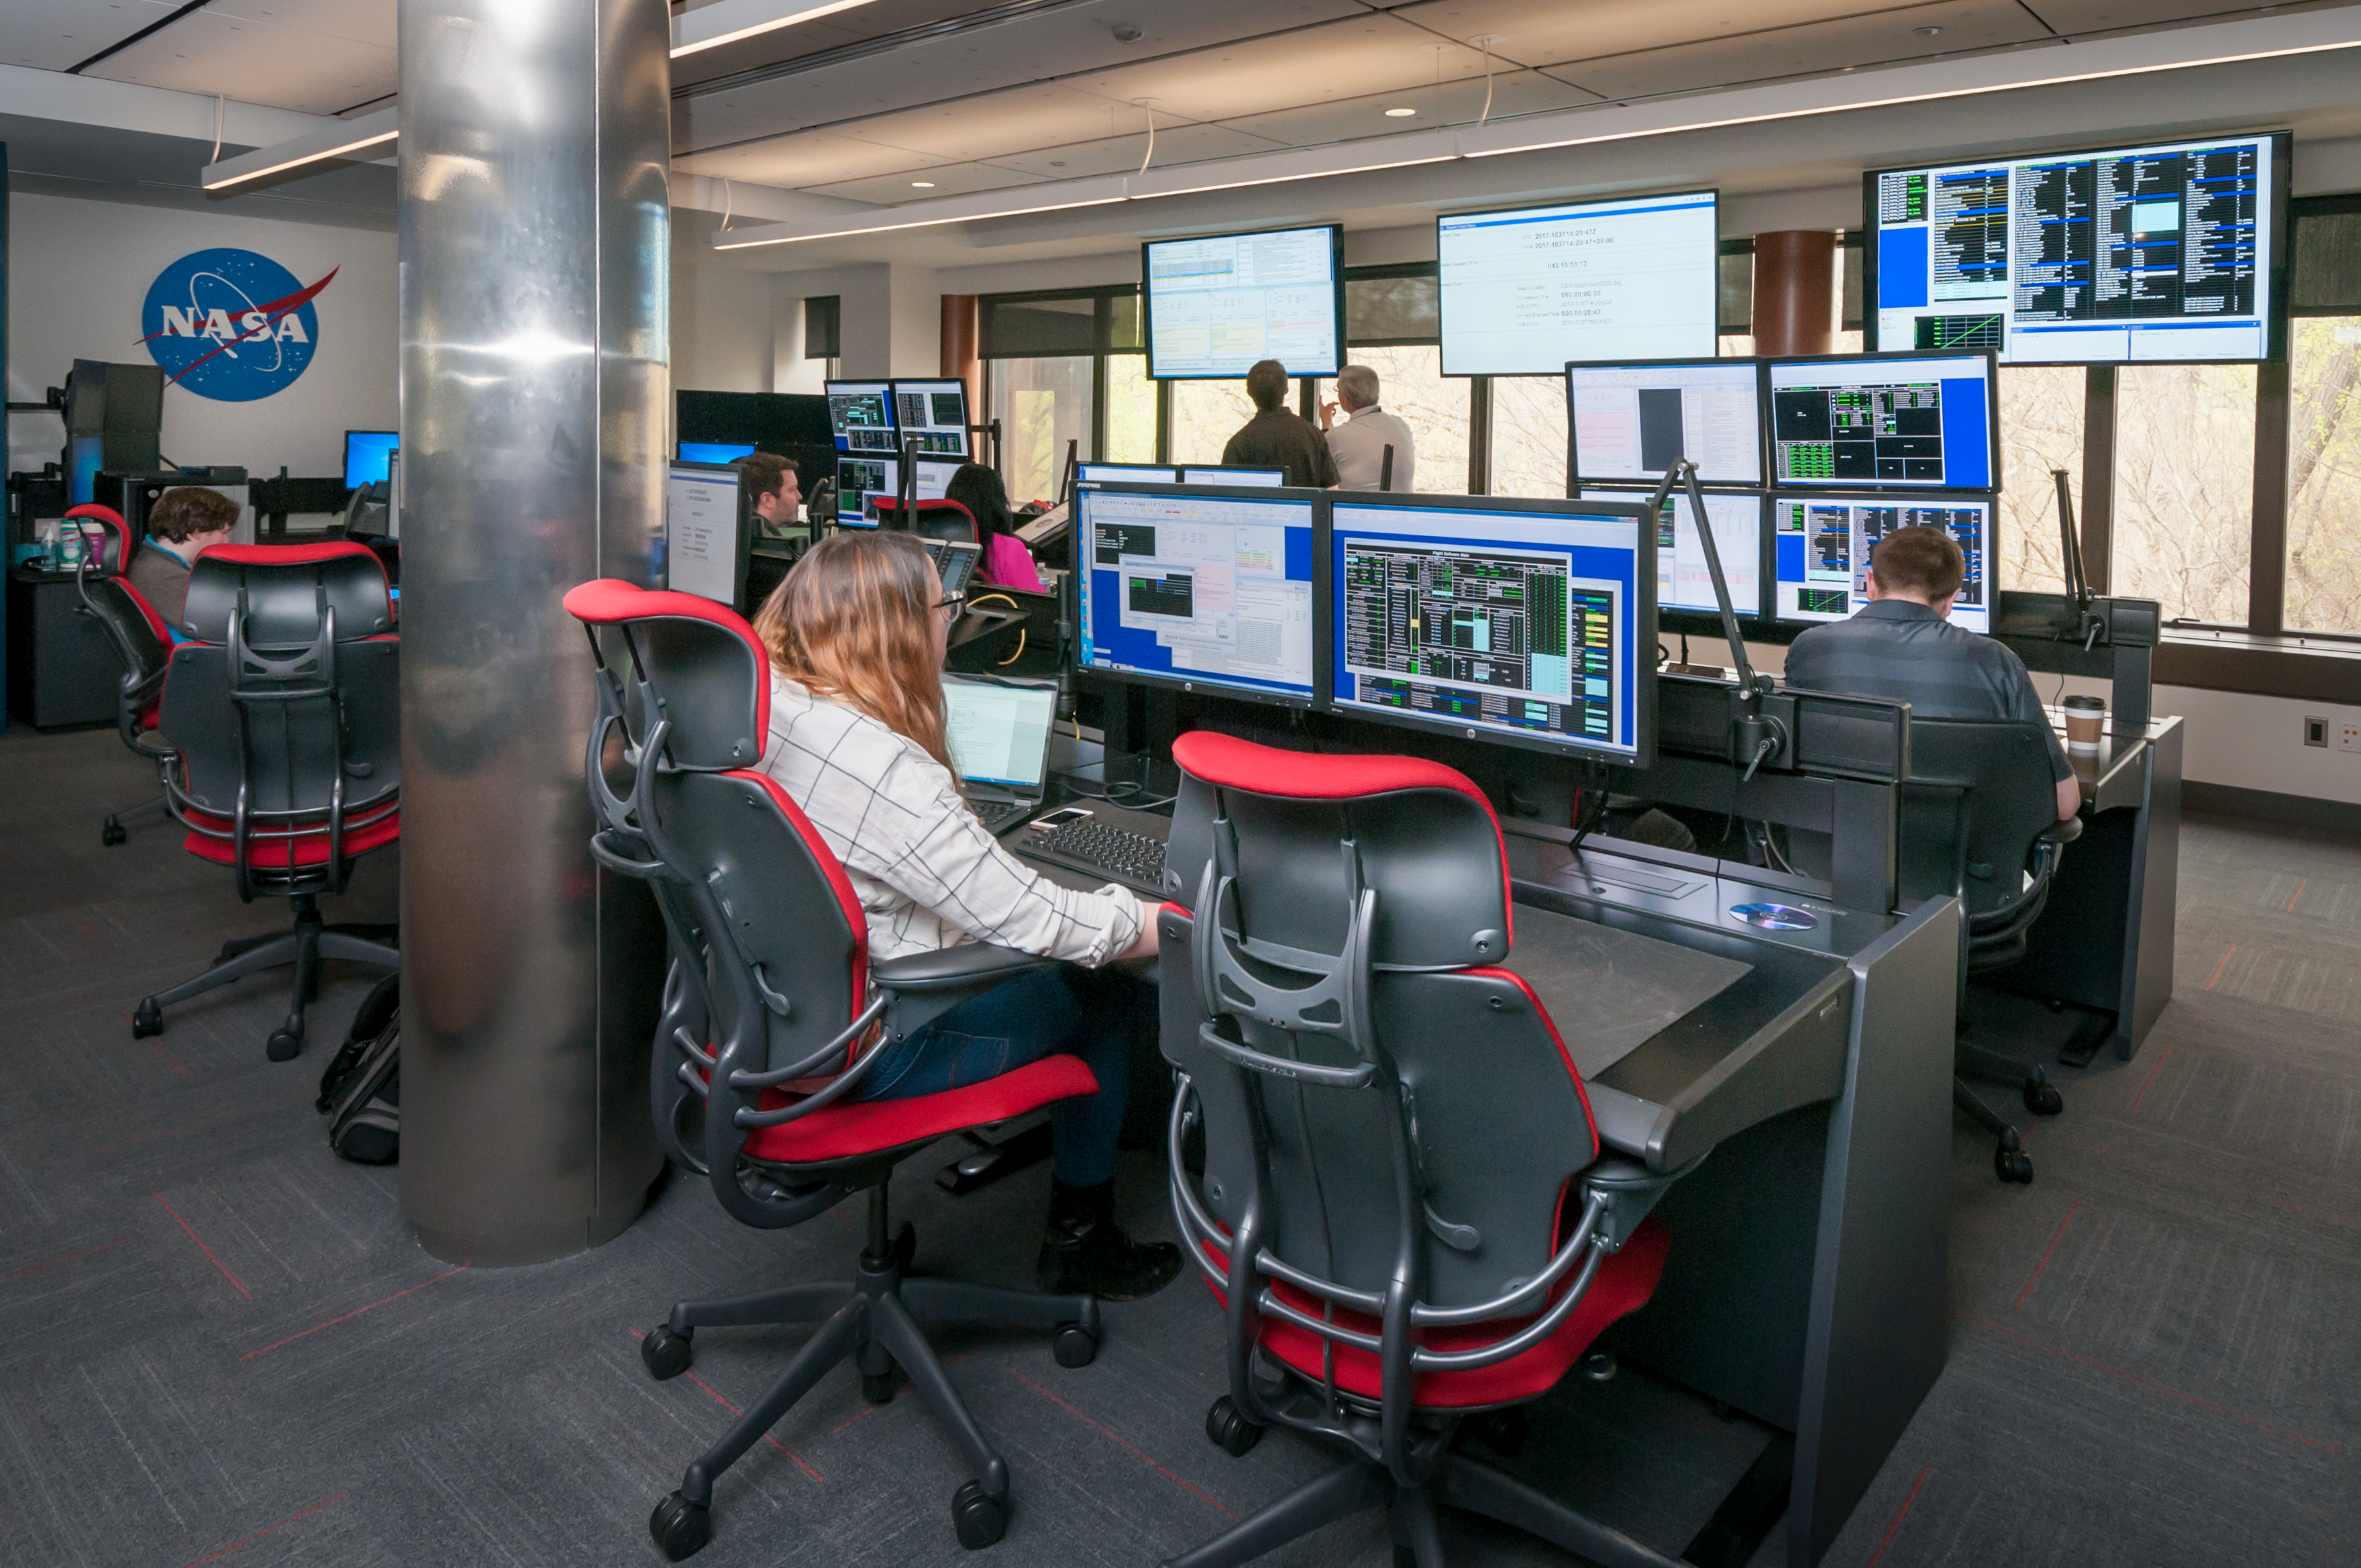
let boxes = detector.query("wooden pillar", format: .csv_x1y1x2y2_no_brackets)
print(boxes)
1752,231,1838,358
941,293,980,417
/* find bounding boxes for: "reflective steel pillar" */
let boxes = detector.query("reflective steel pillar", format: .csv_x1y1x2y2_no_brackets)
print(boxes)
397,0,670,1264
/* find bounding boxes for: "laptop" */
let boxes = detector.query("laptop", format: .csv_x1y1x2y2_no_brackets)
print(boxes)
943,675,1058,833
921,537,980,596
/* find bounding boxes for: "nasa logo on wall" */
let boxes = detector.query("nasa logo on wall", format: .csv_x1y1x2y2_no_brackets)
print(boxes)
136,248,339,403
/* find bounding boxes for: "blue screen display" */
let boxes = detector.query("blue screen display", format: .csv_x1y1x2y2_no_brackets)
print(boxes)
678,441,756,464
344,431,397,489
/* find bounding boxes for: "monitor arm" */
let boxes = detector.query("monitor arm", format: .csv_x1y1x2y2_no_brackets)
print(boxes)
1645,460,1787,782
2051,468,2105,650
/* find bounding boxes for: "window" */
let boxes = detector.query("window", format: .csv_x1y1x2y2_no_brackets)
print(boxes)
1488,376,1567,499
2112,363,2257,625
2285,317,2361,635
1170,379,1257,467
1995,368,2085,596
1104,354,1157,465
990,357,1092,505
1314,345,1467,493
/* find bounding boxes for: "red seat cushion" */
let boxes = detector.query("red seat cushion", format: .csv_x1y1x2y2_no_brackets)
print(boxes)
182,808,401,869
1209,1216,1669,1410
745,1053,1098,1165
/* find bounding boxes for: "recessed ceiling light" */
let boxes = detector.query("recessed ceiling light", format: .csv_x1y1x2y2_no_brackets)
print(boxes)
1384,107,1417,117
910,180,936,187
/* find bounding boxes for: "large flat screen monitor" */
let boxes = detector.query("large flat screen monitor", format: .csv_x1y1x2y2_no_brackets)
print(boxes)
836,454,897,525
913,455,965,501
1766,352,1996,490
665,463,745,607
1867,131,2291,364
826,380,898,453
344,430,397,489
1772,493,1995,634
1182,465,1286,487
1075,484,1320,707
1078,463,1179,484
1330,494,1653,764
1583,488,1765,619
1567,358,1763,487
1438,191,1718,376
892,378,971,456
678,441,755,464
1144,224,1344,380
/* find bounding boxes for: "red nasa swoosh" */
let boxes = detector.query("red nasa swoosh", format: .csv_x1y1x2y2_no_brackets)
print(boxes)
136,266,339,385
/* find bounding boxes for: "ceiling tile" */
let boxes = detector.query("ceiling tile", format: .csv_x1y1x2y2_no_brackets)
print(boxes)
986,121,1295,180
672,0,990,92
209,0,397,50
0,0,180,72
1219,68,1603,147
943,0,1364,81
1381,0,1938,70
84,9,397,115
2023,0,2277,33
802,160,1052,204
675,52,1040,152
679,131,960,189
1054,13,1501,125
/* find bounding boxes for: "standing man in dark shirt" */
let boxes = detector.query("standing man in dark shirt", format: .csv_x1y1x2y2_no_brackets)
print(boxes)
1220,360,1338,489
1785,525,2079,823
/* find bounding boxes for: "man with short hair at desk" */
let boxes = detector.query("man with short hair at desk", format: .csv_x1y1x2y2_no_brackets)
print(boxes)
1220,358,1339,489
1785,525,2079,823
735,451,802,535
1320,362,1416,492
129,485,238,627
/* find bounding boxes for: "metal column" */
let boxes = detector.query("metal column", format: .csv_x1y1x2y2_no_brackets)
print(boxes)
396,0,670,1265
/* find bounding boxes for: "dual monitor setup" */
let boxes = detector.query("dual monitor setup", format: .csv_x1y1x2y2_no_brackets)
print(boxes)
823,377,974,523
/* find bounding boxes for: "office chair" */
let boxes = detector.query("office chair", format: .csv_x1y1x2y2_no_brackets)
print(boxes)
65,505,176,847
132,543,401,1061
875,496,980,545
1898,717,2085,1185
562,580,1108,1563
1154,731,1684,1568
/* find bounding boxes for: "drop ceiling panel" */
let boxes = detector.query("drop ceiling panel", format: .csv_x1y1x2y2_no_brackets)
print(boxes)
984,121,1294,180
0,0,180,71
942,0,1366,81
1220,68,1604,146
804,160,1053,204
680,130,957,188
676,52,1041,152
1058,13,1512,126
85,10,397,115
210,0,397,50
1544,0,2056,102
672,0,992,92
1383,0,1948,71
2024,0,2280,33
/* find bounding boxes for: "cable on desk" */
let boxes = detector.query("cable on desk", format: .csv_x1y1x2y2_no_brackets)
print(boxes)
965,591,1027,665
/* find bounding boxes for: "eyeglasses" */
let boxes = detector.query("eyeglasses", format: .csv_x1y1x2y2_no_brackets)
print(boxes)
933,593,967,618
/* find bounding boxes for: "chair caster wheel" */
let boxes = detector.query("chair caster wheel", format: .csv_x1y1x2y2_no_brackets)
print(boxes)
2024,1079,2064,1116
951,1479,1007,1549
1052,1322,1098,1369
132,998,163,1039
641,1325,693,1381
1206,1396,1262,1457
102,818,127,847
266,1025,303,1063
649,1492,712,1561
1995,1135,2034,1184
862,1369,900,1404
1579,1349,1616,1382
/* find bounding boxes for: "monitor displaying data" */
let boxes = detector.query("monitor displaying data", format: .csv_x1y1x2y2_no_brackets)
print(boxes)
1330,496,1650,762
1182,466,1286,487
1867,132,2288,363
826,381,898,452
891,378,970,456
344,430,397,489
1078,464,1180,484
678,441,756,465
913,455,964,502
665,464,743,606
1568,360,1763,486
1144,225,1343,380
1583,488,1765,618
1767,354,1995,490
1438,191,1718,376
835,455,897,525
1772,494,1995,634
1075,486,1319,705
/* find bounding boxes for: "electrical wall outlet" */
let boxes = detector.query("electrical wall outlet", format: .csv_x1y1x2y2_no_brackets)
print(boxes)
2340,719,2361,755
2307,716,2330,747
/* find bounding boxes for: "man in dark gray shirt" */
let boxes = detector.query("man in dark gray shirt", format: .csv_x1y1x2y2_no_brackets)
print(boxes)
1220,359,1338,489
1785,525,2079,823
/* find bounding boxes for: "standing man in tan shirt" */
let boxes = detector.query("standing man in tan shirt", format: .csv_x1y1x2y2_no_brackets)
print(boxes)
1320,364,1417,492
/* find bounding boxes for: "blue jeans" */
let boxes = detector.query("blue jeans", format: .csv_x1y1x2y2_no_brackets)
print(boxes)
849,966,1144,1187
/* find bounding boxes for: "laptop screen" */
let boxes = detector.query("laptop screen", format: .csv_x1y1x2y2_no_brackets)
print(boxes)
944,680,1057,792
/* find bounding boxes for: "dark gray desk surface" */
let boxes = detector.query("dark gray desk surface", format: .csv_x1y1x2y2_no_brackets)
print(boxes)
1502,904,1754,1079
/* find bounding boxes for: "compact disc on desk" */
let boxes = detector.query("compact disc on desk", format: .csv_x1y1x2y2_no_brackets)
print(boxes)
1730,902,1818,931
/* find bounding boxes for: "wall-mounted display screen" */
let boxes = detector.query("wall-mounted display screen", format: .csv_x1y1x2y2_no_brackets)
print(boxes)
1866,132,2289,363
1766,353,1997,490
1144,225,1343,380
1439,191,1718,376
1567,359,1763,487
1772,494,1996,634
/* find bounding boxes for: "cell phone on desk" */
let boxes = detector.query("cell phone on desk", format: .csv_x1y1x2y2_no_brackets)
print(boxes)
1029,806,1092,831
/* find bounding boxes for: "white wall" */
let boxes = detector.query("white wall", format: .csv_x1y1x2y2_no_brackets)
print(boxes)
671,221,776,394
2158,685,2361,808
7,191,396,480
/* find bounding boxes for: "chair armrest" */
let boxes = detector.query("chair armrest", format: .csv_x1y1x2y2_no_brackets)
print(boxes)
872,943,1057,993
2038,816,2084,846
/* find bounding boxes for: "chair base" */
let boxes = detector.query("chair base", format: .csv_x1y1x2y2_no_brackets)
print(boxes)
643,1184,1102,1561
132,893,398,1061
102,792,168,847
1162,1441,1689,1568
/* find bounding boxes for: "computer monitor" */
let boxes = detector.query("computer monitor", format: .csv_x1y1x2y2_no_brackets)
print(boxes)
665,462,747,607
1865,131,2291,364
890,379,971,457
1771,494,1996,634
344,430,398,489
826,381,898,454
1438,191,1719,376
913,455,965,502
1075,484,1321,708
678,441,756,464
1567,359,1764,488
1581,488,1766,619
1078,463,1179,484
1330,493,1653,764
1765,352,1997,490
835,455,897,526
1181,466,1286,487
1144,223,1344,379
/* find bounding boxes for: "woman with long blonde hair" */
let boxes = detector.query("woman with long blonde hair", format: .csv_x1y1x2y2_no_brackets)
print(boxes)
752,530,1177,1301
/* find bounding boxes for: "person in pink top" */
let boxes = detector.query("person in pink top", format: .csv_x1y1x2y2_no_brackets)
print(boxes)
943,463,1046,592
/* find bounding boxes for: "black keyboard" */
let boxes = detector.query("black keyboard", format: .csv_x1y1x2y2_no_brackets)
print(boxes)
1028,819,1166,889
972,797,1031,833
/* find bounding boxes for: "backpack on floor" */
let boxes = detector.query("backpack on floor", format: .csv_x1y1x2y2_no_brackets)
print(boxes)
317,972,401,1164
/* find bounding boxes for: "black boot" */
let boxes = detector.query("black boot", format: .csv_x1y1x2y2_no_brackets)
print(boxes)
1037,1180,1183,1302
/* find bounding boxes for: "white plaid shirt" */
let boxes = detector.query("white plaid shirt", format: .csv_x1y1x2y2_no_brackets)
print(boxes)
759,673,1149,965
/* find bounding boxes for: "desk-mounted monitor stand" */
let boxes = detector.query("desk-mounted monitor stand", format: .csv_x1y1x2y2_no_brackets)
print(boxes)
1646,459,1788,782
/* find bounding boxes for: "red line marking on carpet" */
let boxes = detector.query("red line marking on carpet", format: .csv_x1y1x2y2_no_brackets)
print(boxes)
154,1192,251,1301
1860,1466,1929,1568
96,1090,312,1155
66,910,111,949
2286,878,2307,912
1961,1317,2342,1455
627,1330,823,1482
180,1492,346,1567
0,1233,138,1288
2128,1044,2176,1117
1008,1369,1237,1519
149,1039,191,1079
240,1263,469,1360
2204,945,2235,991
2013,1199,2083,1312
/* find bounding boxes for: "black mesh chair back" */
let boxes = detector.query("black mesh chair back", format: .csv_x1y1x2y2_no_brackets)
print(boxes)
1896,717,2079,965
